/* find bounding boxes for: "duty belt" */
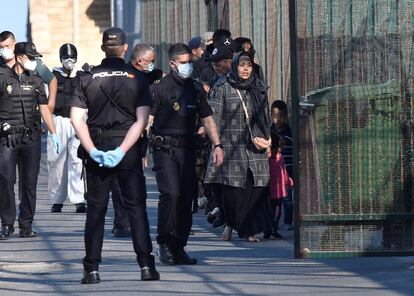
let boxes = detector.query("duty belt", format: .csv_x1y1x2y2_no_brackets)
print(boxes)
151,135,195,148
0,124,30,137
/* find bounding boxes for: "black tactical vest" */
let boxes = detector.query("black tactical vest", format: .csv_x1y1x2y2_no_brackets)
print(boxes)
0,69,41,130
53,70,78,117
152,78,198,137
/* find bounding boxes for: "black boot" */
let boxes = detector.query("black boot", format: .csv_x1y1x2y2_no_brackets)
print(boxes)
19,228,37,238
81,270,101,284
174,247,197,265
75,203,87,213
139,255,160,281
51,204,63,213
0,225,14,240
158,244,175,265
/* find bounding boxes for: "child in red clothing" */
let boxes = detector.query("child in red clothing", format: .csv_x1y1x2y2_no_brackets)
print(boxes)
266,138,293,239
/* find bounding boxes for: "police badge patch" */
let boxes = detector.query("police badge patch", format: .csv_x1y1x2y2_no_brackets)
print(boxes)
173,102,180,111
6,84,12,94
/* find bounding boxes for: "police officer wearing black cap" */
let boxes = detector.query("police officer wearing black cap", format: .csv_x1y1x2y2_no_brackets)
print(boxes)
0,42,60,239
70,27,159,284
149,43,223,266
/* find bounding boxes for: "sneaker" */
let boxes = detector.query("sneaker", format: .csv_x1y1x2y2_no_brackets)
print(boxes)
51,204,63,213
158,244,176,265
207,207,220,224
0,225,14,240
197,197,208,209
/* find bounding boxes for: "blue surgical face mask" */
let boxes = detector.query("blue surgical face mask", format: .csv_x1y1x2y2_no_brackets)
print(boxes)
175,62,193,79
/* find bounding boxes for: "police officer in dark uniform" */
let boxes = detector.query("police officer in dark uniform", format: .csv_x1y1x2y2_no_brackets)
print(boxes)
70,27,159,284
105,42,165,239
0,42,60,239
150,43,223,265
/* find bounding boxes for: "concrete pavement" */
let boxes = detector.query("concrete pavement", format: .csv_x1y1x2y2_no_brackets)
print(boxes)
1,147,414,295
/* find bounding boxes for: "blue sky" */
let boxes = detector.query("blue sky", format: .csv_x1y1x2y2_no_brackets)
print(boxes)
0,0,28,41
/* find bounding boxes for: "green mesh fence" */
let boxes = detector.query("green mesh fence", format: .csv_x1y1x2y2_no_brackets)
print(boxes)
295,0,414,257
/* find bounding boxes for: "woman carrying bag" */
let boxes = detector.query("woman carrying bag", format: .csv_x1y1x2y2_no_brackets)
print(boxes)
205,51,273,242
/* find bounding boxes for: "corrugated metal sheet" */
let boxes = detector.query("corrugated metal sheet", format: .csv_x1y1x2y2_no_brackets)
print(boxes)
117,0,291,102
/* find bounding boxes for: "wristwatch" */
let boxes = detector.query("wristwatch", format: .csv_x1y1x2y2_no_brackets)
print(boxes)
214,143,223,149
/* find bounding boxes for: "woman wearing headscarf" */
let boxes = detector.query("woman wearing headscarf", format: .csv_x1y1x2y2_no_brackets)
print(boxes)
205,51,273,242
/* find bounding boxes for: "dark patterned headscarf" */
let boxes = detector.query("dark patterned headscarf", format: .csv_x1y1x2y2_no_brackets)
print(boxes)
226,52,270,138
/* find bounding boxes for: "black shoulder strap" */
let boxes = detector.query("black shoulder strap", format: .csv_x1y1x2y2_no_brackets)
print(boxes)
94,77,135,121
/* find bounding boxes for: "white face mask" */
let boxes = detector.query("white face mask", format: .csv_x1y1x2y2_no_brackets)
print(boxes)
0,47,14,60
143,62,155,73
62,58,76,71
22,59,37,71
175,62,193,79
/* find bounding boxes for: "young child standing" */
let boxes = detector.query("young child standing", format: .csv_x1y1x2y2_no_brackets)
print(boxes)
266,100,294,239
267,138,293,238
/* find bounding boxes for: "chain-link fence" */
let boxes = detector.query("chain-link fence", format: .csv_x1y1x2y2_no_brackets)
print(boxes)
295,0,414,257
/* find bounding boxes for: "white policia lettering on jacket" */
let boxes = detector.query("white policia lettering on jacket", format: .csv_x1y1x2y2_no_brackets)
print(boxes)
92,71,135,79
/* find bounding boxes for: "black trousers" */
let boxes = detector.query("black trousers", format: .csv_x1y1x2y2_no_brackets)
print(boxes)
83,143,152,272
111,178,129,228
0,137,41,229
152,147,196,248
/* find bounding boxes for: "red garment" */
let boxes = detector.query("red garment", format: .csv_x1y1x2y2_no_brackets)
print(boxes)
269,152,293,200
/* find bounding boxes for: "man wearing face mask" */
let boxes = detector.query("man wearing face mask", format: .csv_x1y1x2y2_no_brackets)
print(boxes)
0,31,57,115
0,42,60,240
129,43,163,85
0,31,58,206
48,43,86,214
149,43,224,266
103,43,164,238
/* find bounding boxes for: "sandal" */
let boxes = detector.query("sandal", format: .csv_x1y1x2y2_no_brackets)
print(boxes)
221,226,232,241
247,236,260,243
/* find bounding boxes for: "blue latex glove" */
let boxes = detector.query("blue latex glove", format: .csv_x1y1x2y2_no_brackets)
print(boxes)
89,148,105,167
103,147,126,168
51,133,61,154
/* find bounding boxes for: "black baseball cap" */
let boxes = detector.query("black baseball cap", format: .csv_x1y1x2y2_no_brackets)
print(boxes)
206,44,233,62
14,42,42,58
102,27,126,46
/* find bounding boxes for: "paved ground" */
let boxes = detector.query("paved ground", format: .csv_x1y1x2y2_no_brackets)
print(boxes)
1,142,414,295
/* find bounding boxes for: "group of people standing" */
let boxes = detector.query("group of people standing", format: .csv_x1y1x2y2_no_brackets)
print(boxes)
0,26,293,284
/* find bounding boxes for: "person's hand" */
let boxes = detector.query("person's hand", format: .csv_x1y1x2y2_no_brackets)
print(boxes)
142,156,148,168
212,145,224,167
103,147,126,168
197,126,206,138
89,147,105,167
51,133,62,154
252,137,271,151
